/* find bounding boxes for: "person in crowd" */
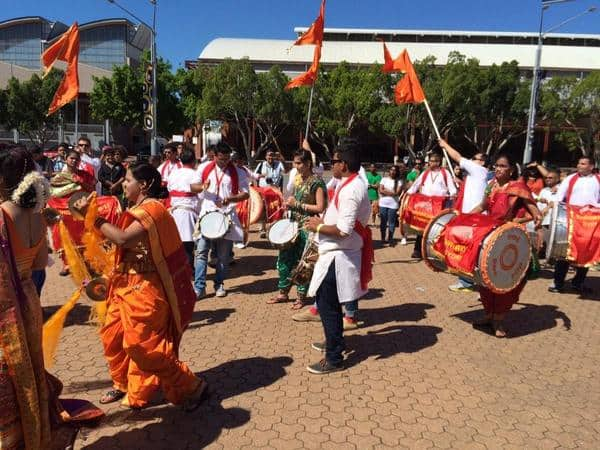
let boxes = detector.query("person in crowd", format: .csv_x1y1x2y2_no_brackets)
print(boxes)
406,151,457,259
470,154,541,337
77,137,101,194
30,145,54,179
98,146,126,197
378,165,403,246
255,150,285,190
0,146,103,449
549,156,600,294
53,142,69,173
366,163,382,226
75,162,207,411
190,143,249,299
167,149,200,267
267,149,327,309
157,143,182,187
149,154,162,169
303,140,372,374
406,156,424,186
439,139,489,292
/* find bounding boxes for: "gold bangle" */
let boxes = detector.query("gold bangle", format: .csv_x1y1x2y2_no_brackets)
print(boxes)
316,223,324,234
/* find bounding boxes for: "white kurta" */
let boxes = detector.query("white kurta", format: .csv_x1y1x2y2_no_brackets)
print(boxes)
407,168,457,197
198,165,249,242
308,175,371,303
555,173,600,207
458,158,489,213
168,167,201,242
158,160,182,185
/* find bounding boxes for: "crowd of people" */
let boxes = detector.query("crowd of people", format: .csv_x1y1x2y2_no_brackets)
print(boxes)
0,134,598,448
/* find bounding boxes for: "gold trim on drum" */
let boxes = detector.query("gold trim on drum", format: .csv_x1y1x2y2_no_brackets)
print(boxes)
421,208,455,273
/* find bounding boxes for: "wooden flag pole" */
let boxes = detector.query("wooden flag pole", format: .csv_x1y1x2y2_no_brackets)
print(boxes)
423,99,457,184
305,84,315,138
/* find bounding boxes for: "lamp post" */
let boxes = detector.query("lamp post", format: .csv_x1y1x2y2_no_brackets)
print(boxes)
107,0,159,156
522,1,597,165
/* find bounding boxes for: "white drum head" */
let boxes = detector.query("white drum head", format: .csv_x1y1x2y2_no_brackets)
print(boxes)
200,211,230,239
268,219,298,245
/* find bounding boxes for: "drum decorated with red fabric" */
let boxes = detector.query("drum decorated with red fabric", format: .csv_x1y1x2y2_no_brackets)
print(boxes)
400,193,451,234
255,186,284,224
247,186,264,225
422,210,531,294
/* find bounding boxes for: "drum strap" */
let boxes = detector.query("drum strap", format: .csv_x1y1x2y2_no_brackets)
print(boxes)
422,169,449,192
565,173,600,204
201,161,239,195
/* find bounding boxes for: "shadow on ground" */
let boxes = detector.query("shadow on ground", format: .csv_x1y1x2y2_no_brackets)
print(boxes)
82,356,293,449
453,303,571,338
360,303,435,328
42,303,92,327
187,308,236,329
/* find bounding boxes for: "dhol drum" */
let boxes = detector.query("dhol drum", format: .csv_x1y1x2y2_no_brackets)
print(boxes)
196,211,231,240
400,193,452,235
290,238,319,286
248,186,264,225
422,210,531,294
546,202,567,260
268,218,299,250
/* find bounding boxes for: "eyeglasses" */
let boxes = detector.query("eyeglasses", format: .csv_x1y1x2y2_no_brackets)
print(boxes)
544,176,557,179
78,143,90,147
494,164,510,169
331,159,343,164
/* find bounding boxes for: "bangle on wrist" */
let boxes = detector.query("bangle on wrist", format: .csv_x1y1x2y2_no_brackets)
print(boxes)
94,217,108,231
316,223,324,234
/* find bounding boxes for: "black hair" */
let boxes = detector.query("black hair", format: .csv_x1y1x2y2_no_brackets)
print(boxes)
77,136,91,145
128,162,162,198
58,142,70,149
113,145,127,159
293,149,313,168
335,138,361,173
0,146,37,208
215,142,232,155
428,151,443,161
206,145,217,154
66,148,80,159
180,149,196,165
390,165,401,192
164,142,178,152
578,155,595,165
495,154,519,180
30,145,43,155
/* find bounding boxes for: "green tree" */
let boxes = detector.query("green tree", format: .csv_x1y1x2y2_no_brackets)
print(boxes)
572,71,600,162
1,70,64,146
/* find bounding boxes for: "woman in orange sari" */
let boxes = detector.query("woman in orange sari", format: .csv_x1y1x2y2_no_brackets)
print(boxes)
470,155,542,337
76,162,206,411
0,146,103,450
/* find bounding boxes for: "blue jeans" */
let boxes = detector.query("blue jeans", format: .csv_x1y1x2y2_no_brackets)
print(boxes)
31,269,46,296
379,207,398,243
316,261,344,366
194,237,233,293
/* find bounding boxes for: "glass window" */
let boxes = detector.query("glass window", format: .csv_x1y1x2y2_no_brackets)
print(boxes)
79,24,127,70
0,22,43,68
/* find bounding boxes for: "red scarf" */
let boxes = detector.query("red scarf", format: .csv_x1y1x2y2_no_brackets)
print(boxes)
201,161,239,195
566,173,600,204
421,168,449,191
333,173,373,290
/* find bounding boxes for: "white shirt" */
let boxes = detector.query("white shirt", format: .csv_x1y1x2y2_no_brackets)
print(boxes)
80,154,101,194
556,173,600,207
158,160,182,185
459,158,489,213
407,168,457,197
198,164,249,241
308,175,371,303
325,166,369,192
167,167,201,242
537,186,558,226
255,160,284,188
378,177,402,209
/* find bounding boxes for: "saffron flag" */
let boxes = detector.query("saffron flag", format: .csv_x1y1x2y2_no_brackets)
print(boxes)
41,22,80,115
380,42,426,104
285,0,326,90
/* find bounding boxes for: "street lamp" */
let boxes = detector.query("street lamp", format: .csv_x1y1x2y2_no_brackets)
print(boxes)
107,0,159,157
523,1,597,165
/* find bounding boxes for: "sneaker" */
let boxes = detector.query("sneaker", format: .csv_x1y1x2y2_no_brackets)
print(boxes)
311,342,325,352
215,285,227,297
548,285,563,293
448,283,475,293
208,259,217,269
343,316,359,330
234,242,246,249
571,283,591,294
400,237,407,246
195,289,206,300
260,232,266,239
292,306,320,322
307,358,344,375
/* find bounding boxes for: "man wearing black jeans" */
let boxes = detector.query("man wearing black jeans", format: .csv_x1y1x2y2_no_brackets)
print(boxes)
304,140,371,374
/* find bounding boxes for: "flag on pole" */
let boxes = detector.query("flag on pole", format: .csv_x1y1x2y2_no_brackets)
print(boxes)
285,0,326,90
380,42,425,104
41,22,80,115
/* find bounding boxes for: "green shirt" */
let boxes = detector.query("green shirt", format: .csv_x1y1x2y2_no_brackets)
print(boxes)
366,172,382,202
406,169,420,182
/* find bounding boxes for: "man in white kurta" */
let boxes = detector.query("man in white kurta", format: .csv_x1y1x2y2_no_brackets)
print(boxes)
549,156,600,294
304,144,371,374
157,143,183,187
190,144,249,299
167,149,200,267
406,151,457,259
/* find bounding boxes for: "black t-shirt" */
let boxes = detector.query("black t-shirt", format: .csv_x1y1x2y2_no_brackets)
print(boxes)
98,162,126,196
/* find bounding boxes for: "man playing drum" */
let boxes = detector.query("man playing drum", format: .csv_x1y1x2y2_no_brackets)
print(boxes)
303,140,372,374
548,156,600,294
191,143,249,299
406,151,457,260
438,139,488,292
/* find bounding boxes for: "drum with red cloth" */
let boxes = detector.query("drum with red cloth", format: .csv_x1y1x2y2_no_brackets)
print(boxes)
238,186,265,227
255,186,284,223
400,193,451,234
422,210,531,294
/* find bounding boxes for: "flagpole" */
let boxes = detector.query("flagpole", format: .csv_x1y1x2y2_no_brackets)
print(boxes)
423,99,457,184
305,84,315,138
74,97,79,141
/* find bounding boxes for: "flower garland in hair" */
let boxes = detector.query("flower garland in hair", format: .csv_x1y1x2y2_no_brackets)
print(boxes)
10,171,51,213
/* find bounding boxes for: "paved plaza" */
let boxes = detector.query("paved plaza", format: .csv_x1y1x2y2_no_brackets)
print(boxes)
41,232,600,449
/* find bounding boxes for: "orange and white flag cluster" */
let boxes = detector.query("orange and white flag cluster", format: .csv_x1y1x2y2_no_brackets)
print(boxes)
285,0,326,90
41,22,80,115
381,41,426,104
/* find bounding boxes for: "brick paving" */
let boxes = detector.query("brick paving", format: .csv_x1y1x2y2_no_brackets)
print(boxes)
40,231,600,449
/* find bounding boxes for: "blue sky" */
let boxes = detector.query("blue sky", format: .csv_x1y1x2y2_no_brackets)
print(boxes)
4,0,599,68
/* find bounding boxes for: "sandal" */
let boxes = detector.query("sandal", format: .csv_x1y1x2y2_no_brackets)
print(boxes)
59,267,70,277
266,292,290,304
291,294,308,310
99,389,125,404
182,380,209,412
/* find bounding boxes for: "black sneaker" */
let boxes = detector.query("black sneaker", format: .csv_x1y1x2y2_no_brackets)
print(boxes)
571,284,591,295
307,358,344,375
311,342,325,352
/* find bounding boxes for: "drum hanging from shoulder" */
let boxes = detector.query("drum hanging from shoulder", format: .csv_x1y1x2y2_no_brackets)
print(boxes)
248,186,264,225
290,238,319,286
268,218,299,250
422,210,531,294
400,193,450,235
196,211,231,240
545,202,568,260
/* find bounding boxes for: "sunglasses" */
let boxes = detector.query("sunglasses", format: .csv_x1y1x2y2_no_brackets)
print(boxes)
78,143,90,147
331,159,343,164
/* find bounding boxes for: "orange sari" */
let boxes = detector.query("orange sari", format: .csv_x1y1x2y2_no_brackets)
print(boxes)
100,200,199,408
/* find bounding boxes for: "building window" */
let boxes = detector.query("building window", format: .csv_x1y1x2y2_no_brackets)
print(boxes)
79,24,127,70
0,22,43,69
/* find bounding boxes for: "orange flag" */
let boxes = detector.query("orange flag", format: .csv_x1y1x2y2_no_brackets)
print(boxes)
285,0,326,90
41,23,80,115
380,42,426,104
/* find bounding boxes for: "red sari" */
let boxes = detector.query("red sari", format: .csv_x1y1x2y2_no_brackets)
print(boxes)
480,180,535,314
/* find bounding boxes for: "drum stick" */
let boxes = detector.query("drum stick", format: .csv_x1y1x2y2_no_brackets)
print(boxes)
423,100,458,186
